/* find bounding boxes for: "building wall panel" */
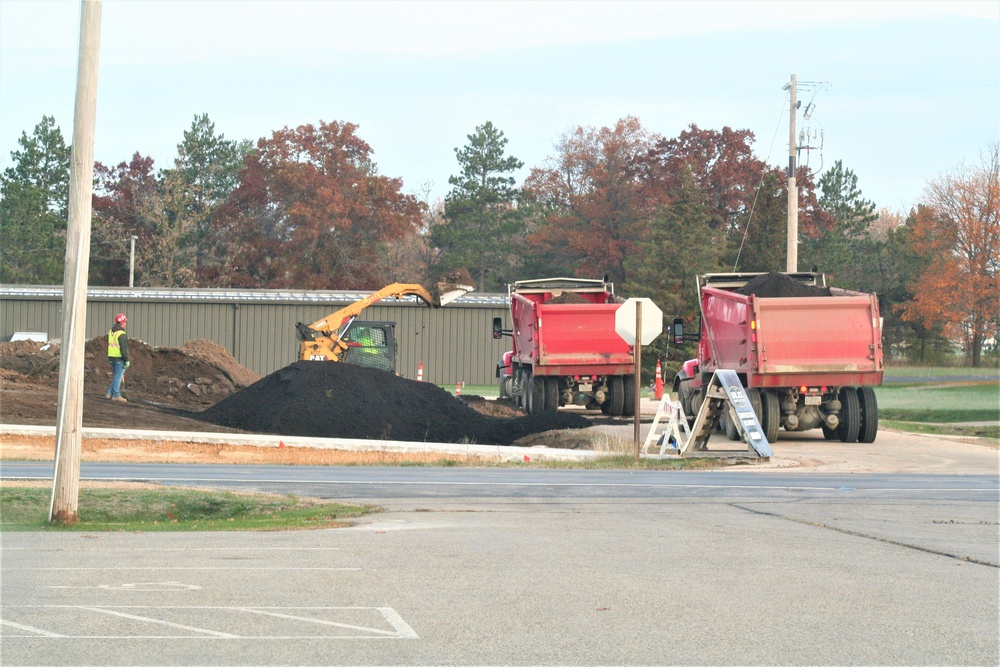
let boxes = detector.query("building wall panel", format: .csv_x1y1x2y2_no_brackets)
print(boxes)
2,288,512,385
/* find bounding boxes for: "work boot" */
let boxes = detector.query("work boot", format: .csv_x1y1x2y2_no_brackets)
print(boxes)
111,396,127,403
105,393,112,399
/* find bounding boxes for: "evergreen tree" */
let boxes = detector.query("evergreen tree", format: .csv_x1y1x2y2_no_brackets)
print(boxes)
801,160,878,288
0,116,71,283
163,114,252,274
431,121,525,291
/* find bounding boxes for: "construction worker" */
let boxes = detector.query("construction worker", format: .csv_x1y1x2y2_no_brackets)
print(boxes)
106,313,130,402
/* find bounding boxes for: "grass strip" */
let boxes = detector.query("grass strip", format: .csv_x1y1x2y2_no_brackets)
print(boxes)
0,485,372,532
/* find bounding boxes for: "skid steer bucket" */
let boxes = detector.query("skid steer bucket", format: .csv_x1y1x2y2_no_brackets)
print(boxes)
430,269,476,306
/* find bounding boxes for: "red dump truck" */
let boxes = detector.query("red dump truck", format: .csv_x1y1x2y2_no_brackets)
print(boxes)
492,277,635,416
672,272,884,443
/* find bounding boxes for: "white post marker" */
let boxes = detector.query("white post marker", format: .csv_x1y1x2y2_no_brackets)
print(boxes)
614,298,663,454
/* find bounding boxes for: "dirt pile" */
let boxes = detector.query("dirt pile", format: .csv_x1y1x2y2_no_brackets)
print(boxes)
198,361,589,446
0,337,260,408
735,272,832,298
546,293,589,304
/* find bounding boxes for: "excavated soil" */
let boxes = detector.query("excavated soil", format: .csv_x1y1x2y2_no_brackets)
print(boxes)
198,361,588,446
735,272,832,298
0,337,260,410
1,336,592,450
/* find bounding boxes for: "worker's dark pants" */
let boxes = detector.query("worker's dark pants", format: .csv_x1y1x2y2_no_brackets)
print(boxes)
108,359,126,398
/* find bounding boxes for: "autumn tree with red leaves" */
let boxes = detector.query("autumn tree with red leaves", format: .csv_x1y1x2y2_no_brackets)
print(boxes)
91,153,190,286
900,145,1000,366
208,120,425,289
522,117,658,285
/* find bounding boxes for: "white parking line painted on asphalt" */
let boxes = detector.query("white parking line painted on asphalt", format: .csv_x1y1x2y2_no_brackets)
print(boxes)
238,608,402,637
0,619,66,637
80,607,240,638
2,547,342,551
15,567,361,571
47,582,202,591
0,606,420,640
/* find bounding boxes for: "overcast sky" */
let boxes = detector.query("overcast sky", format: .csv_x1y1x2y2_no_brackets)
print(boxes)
1,0,997,212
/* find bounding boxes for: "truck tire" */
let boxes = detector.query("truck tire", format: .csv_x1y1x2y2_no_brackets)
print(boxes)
544,377,560,412
527,373,546,415
748,389,763,431
674,373,694,422
514,368,528,411
622,375,636,417
760,390,780,443
724,410,740,440
838,386,861,443
857,386,879,443
607,376,625,416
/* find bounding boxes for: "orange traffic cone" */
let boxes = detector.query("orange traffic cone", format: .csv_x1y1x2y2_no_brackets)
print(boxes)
455,382,461,395
654,359,664,400
417,362,423,382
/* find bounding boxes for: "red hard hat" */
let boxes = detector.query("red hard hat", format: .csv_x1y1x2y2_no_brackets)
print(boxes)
115,313,127,325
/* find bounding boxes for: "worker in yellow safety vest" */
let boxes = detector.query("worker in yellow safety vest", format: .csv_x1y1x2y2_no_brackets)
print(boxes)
106,313,130,402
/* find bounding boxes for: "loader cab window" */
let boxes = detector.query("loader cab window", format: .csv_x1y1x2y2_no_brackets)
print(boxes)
345,325,387,348
342,323,396,373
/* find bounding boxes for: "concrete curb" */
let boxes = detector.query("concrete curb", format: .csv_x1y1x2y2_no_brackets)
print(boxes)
1,424,608,462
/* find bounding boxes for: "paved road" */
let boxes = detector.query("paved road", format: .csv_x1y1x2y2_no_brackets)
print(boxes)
2,459,998,666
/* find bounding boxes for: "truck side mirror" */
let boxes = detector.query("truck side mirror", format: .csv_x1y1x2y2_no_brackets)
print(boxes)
673,318,684,345
492,317,503,340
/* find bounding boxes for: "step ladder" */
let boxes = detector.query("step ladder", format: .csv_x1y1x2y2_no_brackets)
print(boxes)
641,397,691,456
642,369,772,459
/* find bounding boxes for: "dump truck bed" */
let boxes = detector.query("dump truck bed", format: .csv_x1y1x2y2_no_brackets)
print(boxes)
700,285,883,388
510,291,633,376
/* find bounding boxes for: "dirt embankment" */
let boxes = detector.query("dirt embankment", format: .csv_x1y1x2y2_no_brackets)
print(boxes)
1,336,591,449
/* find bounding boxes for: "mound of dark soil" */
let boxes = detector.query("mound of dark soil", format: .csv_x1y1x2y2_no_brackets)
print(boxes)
546,293,589,304
198,361,589,446
735,272,832,298
0,337,260,408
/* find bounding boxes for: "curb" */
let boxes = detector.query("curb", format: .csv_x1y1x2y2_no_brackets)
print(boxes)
1,424,608,463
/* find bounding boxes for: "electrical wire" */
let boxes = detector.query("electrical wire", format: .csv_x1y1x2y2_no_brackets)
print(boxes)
732,93,788,272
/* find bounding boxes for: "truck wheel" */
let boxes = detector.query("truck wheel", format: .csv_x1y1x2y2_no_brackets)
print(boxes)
857,386,879,443
527,374,546,415
724,411,740,440
514,368,528,411
622,375,636,417
498,376,509,399
674,373,693,422
760,390,780,443
544,377,560,412
838,387,861,443
608,376,625,416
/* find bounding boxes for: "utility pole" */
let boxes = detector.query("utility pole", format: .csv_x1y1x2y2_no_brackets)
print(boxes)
785,74,798,273
50,0,102,525
129,234,137,287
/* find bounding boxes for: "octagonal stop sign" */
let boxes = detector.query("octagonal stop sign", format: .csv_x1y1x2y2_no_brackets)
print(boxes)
615,297,663,345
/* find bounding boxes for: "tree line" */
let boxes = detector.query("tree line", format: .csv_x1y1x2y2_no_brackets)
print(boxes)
1,114,997,367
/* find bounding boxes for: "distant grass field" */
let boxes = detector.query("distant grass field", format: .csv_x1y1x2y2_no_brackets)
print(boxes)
875,382,999,423
884,365,999,379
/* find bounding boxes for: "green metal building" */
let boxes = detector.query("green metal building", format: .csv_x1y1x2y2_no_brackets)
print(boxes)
1,285,511,386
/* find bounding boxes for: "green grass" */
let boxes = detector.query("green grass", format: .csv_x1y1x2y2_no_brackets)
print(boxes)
875,382,999,422
0,486,372,532
884,365,1000,379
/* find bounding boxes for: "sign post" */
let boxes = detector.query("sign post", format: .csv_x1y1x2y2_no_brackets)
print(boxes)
615,298,663,456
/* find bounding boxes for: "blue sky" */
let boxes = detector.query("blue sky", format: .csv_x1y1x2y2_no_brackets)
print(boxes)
1,0,997,212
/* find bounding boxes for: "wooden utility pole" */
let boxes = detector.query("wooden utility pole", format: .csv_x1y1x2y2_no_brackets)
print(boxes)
633,301,642,457
785,74,798,273
50,0,102,525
